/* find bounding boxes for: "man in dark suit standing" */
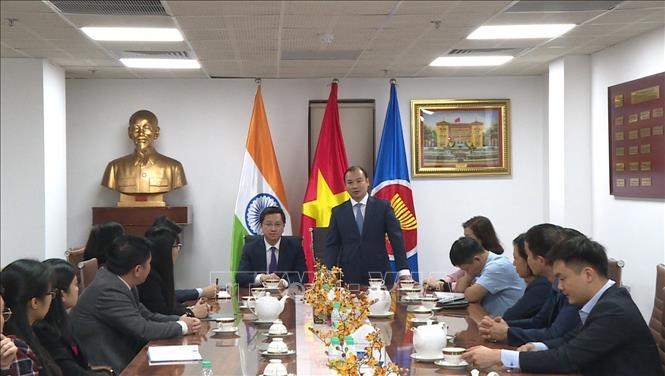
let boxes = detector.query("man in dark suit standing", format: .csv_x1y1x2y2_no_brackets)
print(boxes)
236,206,308,286
325,166,410,286
463,236,663,376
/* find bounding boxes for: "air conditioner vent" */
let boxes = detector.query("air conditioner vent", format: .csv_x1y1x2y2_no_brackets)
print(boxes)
48,0,168,16
506,1,620,13
124,50,191,59
449,48,524,56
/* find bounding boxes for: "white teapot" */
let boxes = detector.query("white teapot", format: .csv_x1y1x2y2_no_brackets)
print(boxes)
250,292,288,321
367,285,391,315
411,320,447,358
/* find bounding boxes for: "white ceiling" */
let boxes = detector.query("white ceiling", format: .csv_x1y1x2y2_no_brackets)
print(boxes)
0,0,663,79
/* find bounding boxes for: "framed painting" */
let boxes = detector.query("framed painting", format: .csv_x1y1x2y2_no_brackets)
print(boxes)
410,99,511,177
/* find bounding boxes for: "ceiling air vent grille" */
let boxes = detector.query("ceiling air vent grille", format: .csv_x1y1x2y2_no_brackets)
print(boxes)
124,50,191,59
48,0,168,16
448,48,525,56
506,1,621,13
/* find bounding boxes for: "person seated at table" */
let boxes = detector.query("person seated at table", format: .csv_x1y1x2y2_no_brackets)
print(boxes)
33,259,112,375
424,215,504,291
150,216,219,302
0,292,19,375
501,233,550,321
236,206,308,287
139,226,209,318
70,235,201,373
463,236,663,376
478,225,583,346
82,222,124,266
1,259,62,376
449,236,525,317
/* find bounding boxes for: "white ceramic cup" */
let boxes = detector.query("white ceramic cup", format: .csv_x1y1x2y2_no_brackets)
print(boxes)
413,310,434,320
269,319,287,335
406,291,420,299
267,338,289,353
420,296,438,310
251,287,267,298
242,296,255,308
400,280,415,289
217,317,235,330
368,278,383,288
263,278,281,289
263,359,288,375
442,347,465,365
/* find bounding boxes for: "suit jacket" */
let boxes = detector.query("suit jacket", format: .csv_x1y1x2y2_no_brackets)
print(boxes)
520,285,663,376
70,267,183,373
502,276,550,321
325,196,408,285
137,270,187,316
175,288,199,303
34,323,103,376
235,236,308,286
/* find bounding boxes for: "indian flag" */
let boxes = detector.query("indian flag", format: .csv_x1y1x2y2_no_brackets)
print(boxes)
230,85,291,283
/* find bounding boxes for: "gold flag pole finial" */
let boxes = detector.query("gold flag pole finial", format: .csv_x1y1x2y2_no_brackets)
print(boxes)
390,78,397,85
332,78,339,84
255,78,262,85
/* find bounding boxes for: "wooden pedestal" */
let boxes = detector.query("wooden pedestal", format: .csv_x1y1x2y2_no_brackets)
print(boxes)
92,206,191,236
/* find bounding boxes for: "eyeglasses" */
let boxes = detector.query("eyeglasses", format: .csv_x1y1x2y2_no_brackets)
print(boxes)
172,243,183,252
2,308,11,321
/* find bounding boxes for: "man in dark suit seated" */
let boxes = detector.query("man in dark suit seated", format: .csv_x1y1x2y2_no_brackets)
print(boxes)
464,236,663,376
70,235,202,373
325,166,411,286
235,206,308,287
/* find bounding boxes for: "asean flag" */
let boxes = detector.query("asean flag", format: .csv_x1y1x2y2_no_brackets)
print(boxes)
371,80,419,280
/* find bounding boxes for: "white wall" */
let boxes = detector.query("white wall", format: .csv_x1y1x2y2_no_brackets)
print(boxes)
1,59,47,265
66,76,547,289
591,27,665,318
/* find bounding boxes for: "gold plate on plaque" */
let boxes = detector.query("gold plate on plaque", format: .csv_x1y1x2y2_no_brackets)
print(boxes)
614,94,624,108
628,114,638,123
653,107,663,118
615,131,624,140
615,163,625,172
640,111,651,120
641,161,651,171
629,162,639,171
629,178,640,187
640,144,651,154
628,146,639,155
628,130,639,140
615,116,624,126
616,178,625,187
641,177,652,187
631,85,660,105
616,147,625,156
640,127,652,138
654,125,664,135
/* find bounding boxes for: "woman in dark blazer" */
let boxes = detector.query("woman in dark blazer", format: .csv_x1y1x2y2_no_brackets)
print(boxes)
501,234,550,321
33,259,111,376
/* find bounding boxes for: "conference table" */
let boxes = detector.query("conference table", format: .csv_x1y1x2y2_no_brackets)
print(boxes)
122,288,566,375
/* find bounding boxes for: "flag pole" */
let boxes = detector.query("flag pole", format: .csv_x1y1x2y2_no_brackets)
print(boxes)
390,78,397,85
255,78,262,86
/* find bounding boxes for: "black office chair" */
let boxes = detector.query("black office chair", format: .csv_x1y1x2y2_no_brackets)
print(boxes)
310,227,328,262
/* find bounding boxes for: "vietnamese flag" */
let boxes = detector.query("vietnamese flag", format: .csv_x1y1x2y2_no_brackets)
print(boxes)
300,80,349,274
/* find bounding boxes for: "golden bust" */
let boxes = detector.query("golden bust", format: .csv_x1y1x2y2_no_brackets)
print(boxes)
101,110,187,207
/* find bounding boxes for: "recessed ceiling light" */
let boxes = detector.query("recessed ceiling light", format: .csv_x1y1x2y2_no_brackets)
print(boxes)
81,27,183,42
120,58,200,69
429,56,514,67
467,24,575,39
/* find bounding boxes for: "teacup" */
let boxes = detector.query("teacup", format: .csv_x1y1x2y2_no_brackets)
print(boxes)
216,317,235,330
268,319,287,335
368,278,384,288
251,287,267,298
267,338,288,353
406,291,420,300
412,306,433,320
263,359,288,375
420,296,438,310
442,347,465,365
263,277,281,289
241,296,255,308
400,279,415,290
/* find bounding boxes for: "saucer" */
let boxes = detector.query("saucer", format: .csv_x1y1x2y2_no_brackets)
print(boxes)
266,331,294,337
261,349,296,357
408,317,436,324
212,326,238,333
400,287,421,292
238,304,250,310
434,359,469,368
368,311,394,318
410,352,444,362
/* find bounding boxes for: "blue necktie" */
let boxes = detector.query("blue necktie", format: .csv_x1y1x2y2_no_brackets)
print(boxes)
268,246,277,274
355,203,364,234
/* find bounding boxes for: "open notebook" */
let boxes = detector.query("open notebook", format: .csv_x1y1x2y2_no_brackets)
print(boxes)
147,345,202,366
433,292,466,303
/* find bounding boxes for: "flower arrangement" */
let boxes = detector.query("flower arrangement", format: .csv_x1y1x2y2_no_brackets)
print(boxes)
321,327,403,376
303,261,343,321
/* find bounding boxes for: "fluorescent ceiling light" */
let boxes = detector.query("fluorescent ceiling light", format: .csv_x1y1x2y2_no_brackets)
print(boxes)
81,27,183,42
429,56,513,67
120,58,200,69
467,24,575,39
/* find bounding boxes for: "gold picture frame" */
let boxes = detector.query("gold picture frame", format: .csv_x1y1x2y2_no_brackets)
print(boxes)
410,99,511,177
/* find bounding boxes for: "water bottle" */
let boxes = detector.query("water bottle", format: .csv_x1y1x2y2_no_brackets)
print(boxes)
201,360,213,376
330,302,341,327
328,336,342,362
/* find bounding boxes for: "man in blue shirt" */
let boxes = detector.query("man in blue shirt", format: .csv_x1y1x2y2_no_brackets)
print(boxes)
451,237,525,316
478,224,582,345
463,236,662,376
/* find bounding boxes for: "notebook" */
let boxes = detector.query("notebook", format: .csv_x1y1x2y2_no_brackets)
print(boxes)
433,292,466,303
147,345,202,366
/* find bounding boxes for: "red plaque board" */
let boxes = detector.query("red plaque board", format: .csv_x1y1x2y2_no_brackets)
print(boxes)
608,72,665,198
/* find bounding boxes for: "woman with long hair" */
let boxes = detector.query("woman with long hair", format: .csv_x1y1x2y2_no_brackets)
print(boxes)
1,259,62,376
82,222,124,266
138,226,208,318
33,259,111,375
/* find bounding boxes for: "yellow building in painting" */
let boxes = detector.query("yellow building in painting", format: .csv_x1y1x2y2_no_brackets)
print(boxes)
436,120,485,147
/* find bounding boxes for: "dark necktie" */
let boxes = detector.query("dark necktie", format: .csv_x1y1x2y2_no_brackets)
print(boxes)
355,203,364,234
268,246,277,274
